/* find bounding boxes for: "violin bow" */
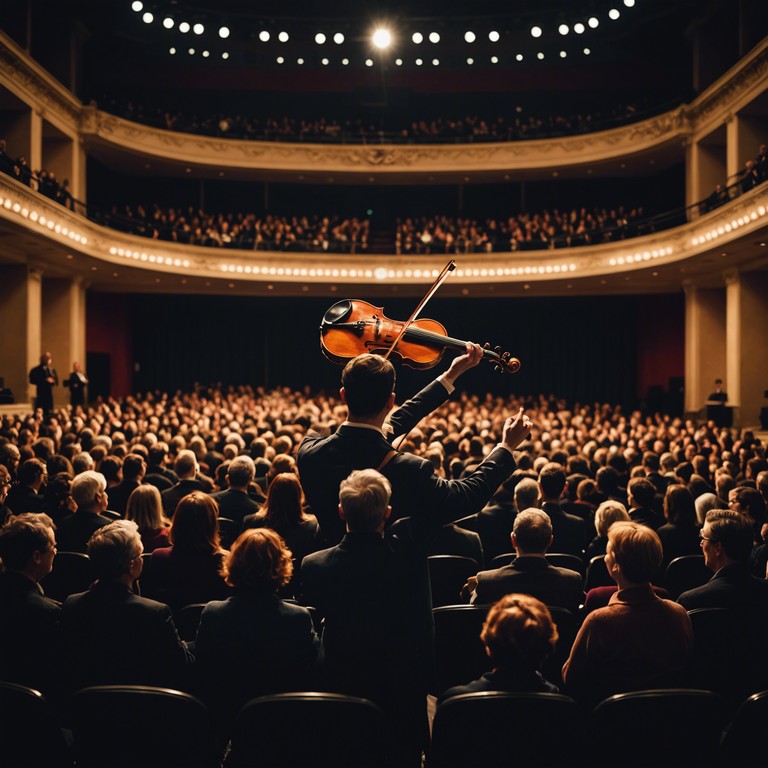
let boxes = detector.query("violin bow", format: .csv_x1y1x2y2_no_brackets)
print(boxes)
383,259,456,361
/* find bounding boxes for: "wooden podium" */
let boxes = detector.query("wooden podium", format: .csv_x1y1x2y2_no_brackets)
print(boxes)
705,401,733,427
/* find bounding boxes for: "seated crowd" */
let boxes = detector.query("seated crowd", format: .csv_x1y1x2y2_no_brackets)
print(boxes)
0,138,75,210
1,353,768,763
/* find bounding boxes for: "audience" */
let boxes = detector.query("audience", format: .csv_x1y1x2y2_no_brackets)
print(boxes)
125,484,171,552
586,500,629,560
55,470,112,553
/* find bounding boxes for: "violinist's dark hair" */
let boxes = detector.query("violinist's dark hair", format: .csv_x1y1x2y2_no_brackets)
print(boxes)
341,354,396,418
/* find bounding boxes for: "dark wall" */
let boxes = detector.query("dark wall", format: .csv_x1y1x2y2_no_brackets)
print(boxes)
85,291,683,408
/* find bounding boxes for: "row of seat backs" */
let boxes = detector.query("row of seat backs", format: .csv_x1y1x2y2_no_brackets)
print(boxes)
1,682,763,768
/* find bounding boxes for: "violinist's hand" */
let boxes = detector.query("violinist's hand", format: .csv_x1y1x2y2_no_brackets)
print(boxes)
501,407,533,451
443,342,483,386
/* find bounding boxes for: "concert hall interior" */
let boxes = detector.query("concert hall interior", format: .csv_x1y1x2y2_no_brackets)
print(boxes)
2,1,768,766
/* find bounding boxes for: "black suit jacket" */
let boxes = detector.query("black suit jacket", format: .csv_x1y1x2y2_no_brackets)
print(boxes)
5,485,47,516
677,563,768,611
63,372,87,406
298,380,516,544
60,581,190,691
210,488,261,528
473,555,584,612
541,501,586,558
29,364,58,411
56,510,112,553
161,478,208,518
456,501,517,565
629,506,664,531
108,479,141,519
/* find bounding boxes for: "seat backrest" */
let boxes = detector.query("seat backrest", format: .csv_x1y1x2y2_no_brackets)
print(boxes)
432,604,491,695
585,555,612,591
173,602,208,642
546,553,585,578
70,685,219,768
226,692,386,767
431,692,582,767
488,552,515,569
721,690,768,763
0,681,73,768
217,516,238,549
664,555,709,599
589,689,726,767
428,555,480,607
41,551,93,602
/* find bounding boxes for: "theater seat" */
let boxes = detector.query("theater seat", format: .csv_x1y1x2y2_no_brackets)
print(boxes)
428,555,479,607
432,604,491,695
173,602,208,642
0,681,73,768
589,689,726,767
664,555,710,599
70,685,219,768
430,691,582,767
720,690,768,763
41,551,93,602
225,692,386,767
585,555,613,591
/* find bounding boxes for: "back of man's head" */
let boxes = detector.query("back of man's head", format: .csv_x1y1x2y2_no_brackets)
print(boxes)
0,513,55,571
87,519,141,580
228,455,255,488
174,449,198,479
512,508,552,554
338,468,391,532
628,477,656,508
122,454,146,482
18,458,46,487
539,462,566,501
705,509,755,564
341,354,396,418
514,478,540,512
71,470,106,510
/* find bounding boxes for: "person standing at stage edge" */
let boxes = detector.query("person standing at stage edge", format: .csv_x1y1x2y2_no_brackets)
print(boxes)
63,361,89,408
28,352,58,414
298,344,533,545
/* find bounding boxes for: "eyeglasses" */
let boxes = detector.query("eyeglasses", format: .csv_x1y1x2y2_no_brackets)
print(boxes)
698,533,716,543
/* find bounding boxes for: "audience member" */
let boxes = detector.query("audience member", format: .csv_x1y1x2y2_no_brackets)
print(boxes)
5,457,47,516
656,484,700,571
56,470,112,553
161,449,210,518
108,452,146,517
586,500,629,559
210,455,261,528
125,484,171,552
538,462,586,557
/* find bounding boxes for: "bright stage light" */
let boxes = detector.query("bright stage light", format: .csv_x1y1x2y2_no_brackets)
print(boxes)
276,56,284,63
560,50,567,57
429,32,440,43
531,26,542,38
193,23,204,34
278,31,289,42
583,47,591,55
219,26,230,38
365,58,373,66
537,51,544,59
321,57,329,65
574,22,585,33
142,12,154,24
372,28,392,49
163,17,174,29
412,32,423,44
515,53,523,61
259,30,270,42
624,0,635,6
464,31,476,43
131,1,143,11
588,16,599,28
333,33,344,44
432,58,439,65
395,58,402,65
179,21,190,33
467,57,474,64
489,30,500,42
315,33,326,44
609,9,620,20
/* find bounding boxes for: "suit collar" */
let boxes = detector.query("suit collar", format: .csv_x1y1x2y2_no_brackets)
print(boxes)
507,556,550,572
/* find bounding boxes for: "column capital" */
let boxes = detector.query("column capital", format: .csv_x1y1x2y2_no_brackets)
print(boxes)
723,269,740,286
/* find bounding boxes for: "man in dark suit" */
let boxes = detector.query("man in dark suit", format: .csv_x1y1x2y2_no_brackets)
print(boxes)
144,442,177,491
107,453,146,518
539,462,586,558
60,519,190,692
62,361,88,407
160,449,209,518
627,477,664,530
56,471,112,553
0,512,61,696
678,509,768,610
5,458,47,516
463,508,583,612
298,347,530,545
211,455,261,529
28,352,58,413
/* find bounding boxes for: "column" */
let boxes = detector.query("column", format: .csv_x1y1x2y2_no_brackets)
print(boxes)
0,266,42,405
41,277,86,407
725,270,768,428
684,282,726,413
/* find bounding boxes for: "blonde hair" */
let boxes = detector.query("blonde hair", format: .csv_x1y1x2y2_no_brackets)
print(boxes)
126,484,169,533
607,520,662,583
594,500,629,537
222,528,293,590
339,469,392,532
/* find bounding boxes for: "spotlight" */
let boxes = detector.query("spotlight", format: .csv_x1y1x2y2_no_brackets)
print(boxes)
464,31,476,43
219,26,230,38
609,9,620,20
131,1,143,11
588,17,599,28
429,32,440,43
188,48,195,54
491,55,499,63
222,52,229,59
372,28,392,49
515,53,523,61
297,57,304,65
365,58,373,66
432,58,439,65
193,23,204,34
276,56,284,63
574,22,585,34
537,51,544,59
315,33,326,44
488,30,500,42
278,31,289,42
163,17,174,29
624,0,635,6
559,50,567,57
395,58,403,65
259,30,270,42
333,32,344,44
558,24,569,35
202,50,210,57
321,57,329,65
583,47,591,55
342,58,349,65
531,26,542,38
412,32,423,44
467,57,474,64
169,47,176,54
415,58,423,65
179,21,190,33
142,12,154,24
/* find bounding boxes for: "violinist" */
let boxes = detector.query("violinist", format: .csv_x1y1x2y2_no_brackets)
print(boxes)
297,344,532,545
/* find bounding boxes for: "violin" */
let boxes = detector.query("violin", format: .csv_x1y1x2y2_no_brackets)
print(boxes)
320,299,521,374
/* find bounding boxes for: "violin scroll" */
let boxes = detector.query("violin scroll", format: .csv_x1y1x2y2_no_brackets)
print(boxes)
484,342,521,375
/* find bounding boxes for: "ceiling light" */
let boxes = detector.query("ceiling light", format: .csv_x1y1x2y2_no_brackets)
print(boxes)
259,30,270,42
574,22,585,33
429,32,440,43
169,47,176,54
558,24,569,35
202,50,209,57
531,26,542,38
372,28,392,48
415,58,423,65
432,58,439,65
193,23,204,34
131,1,143,11
412,32,423,44
624,0,635,5
334,33,344,44
395,58,402,65
221,51,229,59
560,50,567,57
179,21,190,33
297,57,304,65
188,48,195,54
491,55,499,63
609,8,620,20
321,57,329,65
467,57,474,64
162,17,174,29
278,31,289,42
276,56,284,63
342,57,349,65
516,53,523,61
537,51,544,59
583,47,591,55
142,12,154,23
464,31,476,43
588,17,599,28
365,58,373,66
219,26,230,38
315,33,326,44
489,30,500,42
